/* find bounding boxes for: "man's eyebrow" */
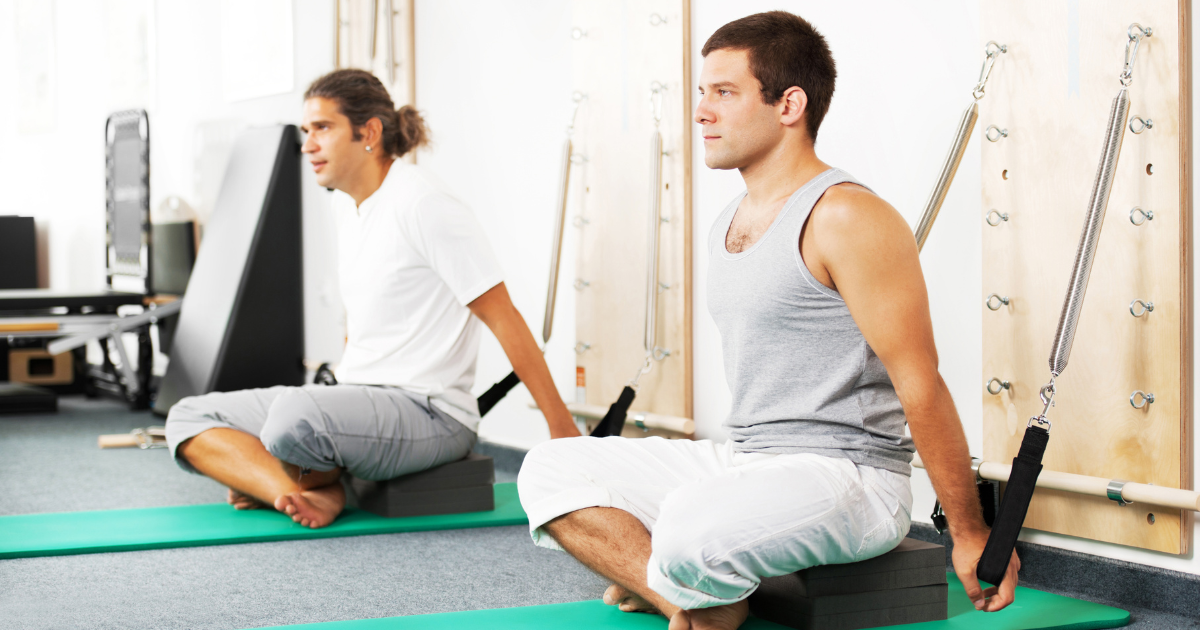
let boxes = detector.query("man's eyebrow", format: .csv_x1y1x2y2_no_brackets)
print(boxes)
700,81,738,90
302,118,334,131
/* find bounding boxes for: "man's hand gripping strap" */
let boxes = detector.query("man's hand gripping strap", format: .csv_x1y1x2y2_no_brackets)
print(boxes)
977,424,1049,585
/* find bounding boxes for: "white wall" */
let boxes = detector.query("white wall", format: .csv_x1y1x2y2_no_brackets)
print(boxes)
413,0,578,448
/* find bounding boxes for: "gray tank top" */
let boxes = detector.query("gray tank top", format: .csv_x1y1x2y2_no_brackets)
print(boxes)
707,168,915,476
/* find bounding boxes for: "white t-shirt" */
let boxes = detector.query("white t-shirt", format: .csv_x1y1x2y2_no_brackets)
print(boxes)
332,160,504,430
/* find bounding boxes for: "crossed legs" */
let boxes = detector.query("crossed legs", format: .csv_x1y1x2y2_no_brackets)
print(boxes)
543,507,748,630
177,427,345,528
518,436,913,630
166,384,477,529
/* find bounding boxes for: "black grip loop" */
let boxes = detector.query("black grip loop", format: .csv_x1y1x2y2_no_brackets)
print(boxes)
977,425,1049,585
476,371,521,417
590,386,636,437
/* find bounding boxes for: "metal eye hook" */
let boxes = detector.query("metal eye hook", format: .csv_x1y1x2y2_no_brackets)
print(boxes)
1130,390,1155,409
568,92,587,134
1129,299,1154,317
574,341,591,354
985,125,1008,142
1129,207,1154,226
1129,116,1153,134
1121,23,1152,86
986,378,1010,396
973,41,1008,100
649,13,667,26
986,209,1009,226
986,293,1010,311
650,81,666,126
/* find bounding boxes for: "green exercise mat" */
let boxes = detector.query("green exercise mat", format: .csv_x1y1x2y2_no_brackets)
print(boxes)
0,483,526,559
247,574,1129,630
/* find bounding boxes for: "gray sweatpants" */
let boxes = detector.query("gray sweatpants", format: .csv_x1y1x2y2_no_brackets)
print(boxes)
164,385,477,481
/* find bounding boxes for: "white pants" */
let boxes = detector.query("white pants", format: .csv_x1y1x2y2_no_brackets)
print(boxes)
517,436,912,610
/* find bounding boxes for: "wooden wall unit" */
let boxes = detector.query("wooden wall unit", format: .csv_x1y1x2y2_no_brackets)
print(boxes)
980,0,1192,553
571,0,693,431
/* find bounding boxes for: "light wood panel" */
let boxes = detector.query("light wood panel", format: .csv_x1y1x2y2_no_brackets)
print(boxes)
980,0,1192,553
571,0,693,425
335,0,415,108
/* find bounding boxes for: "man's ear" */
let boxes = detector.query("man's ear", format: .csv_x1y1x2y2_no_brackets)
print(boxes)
779,86,808,129
361,117,384,146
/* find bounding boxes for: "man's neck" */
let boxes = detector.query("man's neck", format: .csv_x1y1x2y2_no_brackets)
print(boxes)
347,158,394,207
739,140,829,210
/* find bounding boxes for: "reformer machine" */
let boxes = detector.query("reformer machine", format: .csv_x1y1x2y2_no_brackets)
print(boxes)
974,24,1152,586
0,110,179,411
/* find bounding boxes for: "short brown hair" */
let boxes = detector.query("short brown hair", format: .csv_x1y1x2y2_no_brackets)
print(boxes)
701,11,836,141
304,69,429,158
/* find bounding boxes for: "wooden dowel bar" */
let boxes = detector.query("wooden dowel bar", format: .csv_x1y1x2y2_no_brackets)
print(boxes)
551,402,694,434
912,455,1200,512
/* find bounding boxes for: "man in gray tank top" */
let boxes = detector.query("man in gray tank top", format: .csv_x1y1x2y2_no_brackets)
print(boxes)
518,11,1020,628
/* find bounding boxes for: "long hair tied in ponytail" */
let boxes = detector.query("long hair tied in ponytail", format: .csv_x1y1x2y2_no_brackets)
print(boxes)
391,105,429,157
305,69,430,159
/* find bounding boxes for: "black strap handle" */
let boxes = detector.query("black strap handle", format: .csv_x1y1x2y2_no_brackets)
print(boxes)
590,386,636,437
477,371,521,417
977,425,1049,585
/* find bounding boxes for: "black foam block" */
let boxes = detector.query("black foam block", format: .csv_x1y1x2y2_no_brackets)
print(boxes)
0,383,57,414
751,584,948,630
351,454,495,518
748,538,948,630
788,538,946,597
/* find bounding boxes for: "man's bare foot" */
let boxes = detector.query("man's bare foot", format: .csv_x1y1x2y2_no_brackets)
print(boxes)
274,482,346,528
603,584,661,614
668,600,749,630
227,488,268,510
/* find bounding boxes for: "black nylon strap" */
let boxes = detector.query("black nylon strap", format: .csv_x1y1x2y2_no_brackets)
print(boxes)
977,425,1049,585
590,386,636,437
476,371,521,417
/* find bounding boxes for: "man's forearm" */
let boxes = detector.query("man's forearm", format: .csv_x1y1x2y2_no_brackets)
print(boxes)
900,374,987,539
491,312,580,438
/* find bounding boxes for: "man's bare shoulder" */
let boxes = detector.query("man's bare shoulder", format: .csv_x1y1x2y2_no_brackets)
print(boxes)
809,183,915,252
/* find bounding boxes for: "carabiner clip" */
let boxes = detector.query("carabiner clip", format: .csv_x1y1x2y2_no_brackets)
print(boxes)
1121,24,1152,86
973,41,1007,100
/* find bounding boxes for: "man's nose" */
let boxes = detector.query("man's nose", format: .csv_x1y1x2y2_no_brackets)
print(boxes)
301,136,317,153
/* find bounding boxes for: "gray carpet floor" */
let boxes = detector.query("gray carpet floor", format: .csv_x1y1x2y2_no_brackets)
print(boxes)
1,396,1192,629
0,396,603,630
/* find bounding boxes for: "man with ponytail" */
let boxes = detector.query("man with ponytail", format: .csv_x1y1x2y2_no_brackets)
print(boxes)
164,69,579,529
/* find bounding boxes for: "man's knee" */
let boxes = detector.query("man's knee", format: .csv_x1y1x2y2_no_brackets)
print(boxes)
648,484,759,604
517,437,589,500
259,389,324,464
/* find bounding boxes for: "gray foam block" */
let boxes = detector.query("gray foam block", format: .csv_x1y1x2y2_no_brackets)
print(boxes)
354,484,495,518
350,454,495,518
750,584,948,630
803,538,945,579
774,601,948,630
768,538,947,598
769,564,948,598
